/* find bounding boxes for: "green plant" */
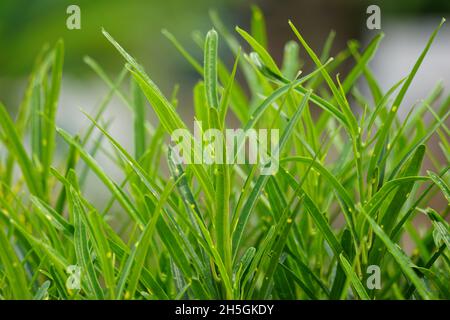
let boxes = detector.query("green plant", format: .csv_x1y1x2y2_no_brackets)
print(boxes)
0,9,449,300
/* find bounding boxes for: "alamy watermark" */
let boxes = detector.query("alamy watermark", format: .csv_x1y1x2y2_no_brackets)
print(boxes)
366,265,381,290
171,121,280,175
66,265,81,291
66,5,81,30
366,5,381,30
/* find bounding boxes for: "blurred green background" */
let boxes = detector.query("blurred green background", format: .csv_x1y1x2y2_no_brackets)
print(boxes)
0,0,238,105
0,0,450,117
1,0,449,108
0,0,440,102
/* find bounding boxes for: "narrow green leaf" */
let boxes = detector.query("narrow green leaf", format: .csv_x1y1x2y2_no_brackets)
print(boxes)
362,208,433,299
204,29,220,110
236,26,281,77
0,102,41,196
250,6,267,49
428,170,450,203
339,254,369,300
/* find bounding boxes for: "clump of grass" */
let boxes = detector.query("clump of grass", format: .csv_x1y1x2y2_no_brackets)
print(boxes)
0,9,449,300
